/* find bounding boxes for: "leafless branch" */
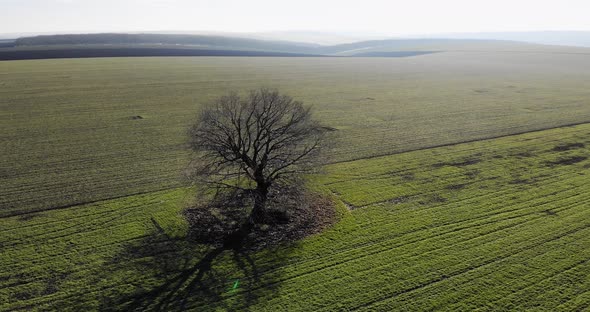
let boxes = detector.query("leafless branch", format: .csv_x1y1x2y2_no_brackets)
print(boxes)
187,88,330,224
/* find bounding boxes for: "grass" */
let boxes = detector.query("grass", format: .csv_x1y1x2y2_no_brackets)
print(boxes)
1,122,589,311
2,53,590,310
2,54,590,216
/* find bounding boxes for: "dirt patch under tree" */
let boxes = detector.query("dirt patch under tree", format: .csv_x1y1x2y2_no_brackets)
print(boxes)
184,190,337,252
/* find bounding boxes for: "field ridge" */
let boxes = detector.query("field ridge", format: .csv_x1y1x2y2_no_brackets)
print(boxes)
330,119,590,165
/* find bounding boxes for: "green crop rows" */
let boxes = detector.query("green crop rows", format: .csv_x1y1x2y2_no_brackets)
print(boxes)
2,54,590,310
2,120,589,310
2,54,590,216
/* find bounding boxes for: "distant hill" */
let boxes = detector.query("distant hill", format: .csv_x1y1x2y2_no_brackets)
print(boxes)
425,31,590,48
3,32,589,61
0,39,15,48
251,30,590,48
245,30,390,45
14,33,319,53
0,47,322,61
314,38,541,55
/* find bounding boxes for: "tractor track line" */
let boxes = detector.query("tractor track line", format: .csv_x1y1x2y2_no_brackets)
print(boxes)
328,120,590,165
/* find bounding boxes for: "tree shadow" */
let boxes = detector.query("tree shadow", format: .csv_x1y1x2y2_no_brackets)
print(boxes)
99,228,289,311
97,191,336,311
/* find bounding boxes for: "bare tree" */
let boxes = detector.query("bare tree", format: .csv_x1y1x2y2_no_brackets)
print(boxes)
188,88,326,225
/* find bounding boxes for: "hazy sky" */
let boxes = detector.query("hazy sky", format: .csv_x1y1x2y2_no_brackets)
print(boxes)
2,0,590,35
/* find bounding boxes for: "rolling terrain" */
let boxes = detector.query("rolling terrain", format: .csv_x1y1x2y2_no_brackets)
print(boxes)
5,33,590,60
2,49,590,310
2,52,590,216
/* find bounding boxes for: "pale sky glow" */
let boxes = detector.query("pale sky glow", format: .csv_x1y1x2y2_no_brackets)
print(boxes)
2,0,590,35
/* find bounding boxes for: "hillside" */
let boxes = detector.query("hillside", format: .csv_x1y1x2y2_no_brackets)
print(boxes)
3,37,590,310
0,39,14,48
429,31,590,48
0,46,317,61
14,33,319,52
4,33,587,61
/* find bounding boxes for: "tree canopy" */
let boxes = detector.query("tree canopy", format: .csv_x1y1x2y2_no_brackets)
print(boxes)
188,88,326,224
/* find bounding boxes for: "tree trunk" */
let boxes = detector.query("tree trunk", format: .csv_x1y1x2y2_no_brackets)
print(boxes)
249,182,269,225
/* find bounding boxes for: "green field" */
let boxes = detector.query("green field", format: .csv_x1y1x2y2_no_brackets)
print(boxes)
2,53,590,216
2,123,590,311
2,53,590,310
